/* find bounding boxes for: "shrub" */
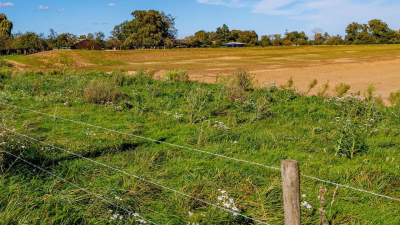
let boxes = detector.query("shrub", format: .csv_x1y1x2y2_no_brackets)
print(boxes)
229,67,254,91
83,80,121,104
334,82,351,97
163,70,189,82
389,90,400,106
224,67,255,102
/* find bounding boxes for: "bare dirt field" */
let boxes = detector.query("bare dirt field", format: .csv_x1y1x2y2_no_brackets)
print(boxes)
188,56,400,100
6,45,400,100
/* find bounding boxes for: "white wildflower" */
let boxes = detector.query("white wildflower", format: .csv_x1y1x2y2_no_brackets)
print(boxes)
301,201,312,210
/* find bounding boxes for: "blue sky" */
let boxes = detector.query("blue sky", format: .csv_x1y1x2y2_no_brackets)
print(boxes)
0,0,399,39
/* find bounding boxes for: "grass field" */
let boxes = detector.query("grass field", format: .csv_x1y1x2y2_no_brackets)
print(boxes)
5,45,400,101
0,65,400,224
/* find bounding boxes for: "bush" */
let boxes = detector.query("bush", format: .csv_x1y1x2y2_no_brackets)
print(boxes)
224,67,255,102
83,80,121,104
162,70,189,82
229,67,254,91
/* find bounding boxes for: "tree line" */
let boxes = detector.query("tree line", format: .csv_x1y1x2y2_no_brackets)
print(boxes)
1,11,400,54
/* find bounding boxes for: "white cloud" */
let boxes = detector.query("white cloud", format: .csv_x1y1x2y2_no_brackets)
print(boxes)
252,0,400,34
56,8,65,12
197,0,247,8
38,5,49,10
0,2,14,7
94,22,109,25
108,3,116,7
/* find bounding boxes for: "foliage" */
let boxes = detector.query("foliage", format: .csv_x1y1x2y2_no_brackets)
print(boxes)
162,70,189,82
185,88,210,123
333,119,368,159
345,19,400,44
389,90,400,106
0,70,400,224
334,83,351,97
0,13,13,36
112,10,177,49
83,79,121,104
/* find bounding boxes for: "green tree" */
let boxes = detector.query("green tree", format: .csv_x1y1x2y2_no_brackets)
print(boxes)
236,30,258,46
87,33,94,40
326,35,344,45
260,35,272,46
112,10,177,49
47,29,58,49
0,14,13,36
194,30,211,46
56,33,75,49
368,19,395,43
345,22,362,43
221,24,231,43
12,32,47,54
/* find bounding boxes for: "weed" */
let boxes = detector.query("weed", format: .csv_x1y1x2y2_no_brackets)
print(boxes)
225,67,255,102
333,119,368,159
185,88,210,123
334,83,351,97
162,70,189,82
113,71,128,86
389,90,400,106
146,69,155,78
364,83,376,102
307,79,318,94
83,80,121,104
317,81,330,97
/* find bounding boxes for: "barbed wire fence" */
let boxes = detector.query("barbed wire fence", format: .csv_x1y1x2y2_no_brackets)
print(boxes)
0,125,270,225
1,102,399,202
0,149,156,225
1,102,399,224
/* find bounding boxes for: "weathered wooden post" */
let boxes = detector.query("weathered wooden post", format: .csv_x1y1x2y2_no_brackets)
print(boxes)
281,160,301,225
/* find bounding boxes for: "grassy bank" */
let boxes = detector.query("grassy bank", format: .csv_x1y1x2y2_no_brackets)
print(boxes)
0,67,399,224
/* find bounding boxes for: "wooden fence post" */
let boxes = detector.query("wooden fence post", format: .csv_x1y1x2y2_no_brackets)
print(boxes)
281,160,301,225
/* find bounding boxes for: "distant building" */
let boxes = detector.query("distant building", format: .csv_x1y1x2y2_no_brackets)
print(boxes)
71,39,101,50
223,42,246,48
176,39,188,47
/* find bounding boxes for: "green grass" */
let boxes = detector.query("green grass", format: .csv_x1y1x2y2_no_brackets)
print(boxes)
0,68,400,224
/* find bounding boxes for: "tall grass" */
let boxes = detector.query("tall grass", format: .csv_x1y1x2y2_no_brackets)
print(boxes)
1,69,400,224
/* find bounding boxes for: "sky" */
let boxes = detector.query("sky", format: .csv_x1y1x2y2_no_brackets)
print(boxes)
0,0,399,39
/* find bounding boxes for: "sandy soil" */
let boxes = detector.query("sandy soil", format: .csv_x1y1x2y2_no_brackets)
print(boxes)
188,57,400,101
